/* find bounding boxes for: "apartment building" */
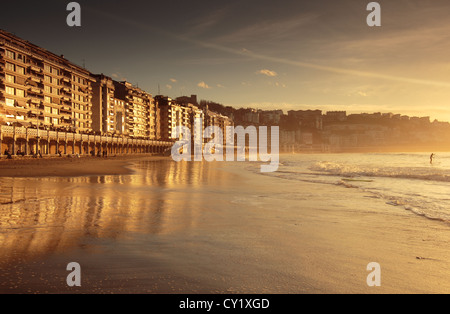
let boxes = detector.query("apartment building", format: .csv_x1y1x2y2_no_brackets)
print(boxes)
155,95,205,141
155,95,180,140
92,74,127,136
113,81,155,139
0,29,235,157
0,30,94,134
204,109,234,144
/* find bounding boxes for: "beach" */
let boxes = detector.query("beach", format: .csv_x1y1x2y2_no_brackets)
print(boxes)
0,154,168,178
1,154,450,293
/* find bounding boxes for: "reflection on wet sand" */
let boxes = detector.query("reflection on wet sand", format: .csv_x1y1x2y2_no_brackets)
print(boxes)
0,160,232,267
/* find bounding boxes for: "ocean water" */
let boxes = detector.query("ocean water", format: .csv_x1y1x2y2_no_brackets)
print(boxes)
259,152,450,223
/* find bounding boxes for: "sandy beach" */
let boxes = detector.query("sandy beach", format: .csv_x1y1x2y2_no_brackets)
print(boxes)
0,154,169,178
1,156,450,294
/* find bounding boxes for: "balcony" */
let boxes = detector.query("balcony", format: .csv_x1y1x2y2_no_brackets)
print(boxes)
60,105,72,111
28,87,42,94
30,98,41,105
29,65,42,73
61,117,72,123
29,76,42,84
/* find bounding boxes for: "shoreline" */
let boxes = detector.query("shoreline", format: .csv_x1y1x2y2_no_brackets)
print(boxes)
1,158,450,293
0,150,441,178
0,154,171,178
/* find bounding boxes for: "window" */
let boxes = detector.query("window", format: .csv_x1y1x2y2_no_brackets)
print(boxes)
53,118,59,125
16,66,25,75
44,117,51,123
45,96,52,103
6,74,15,84
5,98,14,107
5,86,15,95
6,62,15,72
16,89,25,98
45,106,51,113
5,50,15,59
53,108,59,115
44,65,51,73
44,86,51,93
45,75,51,83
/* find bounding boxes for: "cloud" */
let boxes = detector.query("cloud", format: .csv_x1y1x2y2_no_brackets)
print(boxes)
110,72,127,81
183,7,231,38
217,84,225,88
94,6,450,90
166,84,173,90
214,14,319,45
357,91,367,97
197,81,211,89
267,82,287,88
170,78,177,83
258,69,278,77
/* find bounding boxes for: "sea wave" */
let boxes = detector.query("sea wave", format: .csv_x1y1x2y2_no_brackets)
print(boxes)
249,154,450,224
309,161,450,183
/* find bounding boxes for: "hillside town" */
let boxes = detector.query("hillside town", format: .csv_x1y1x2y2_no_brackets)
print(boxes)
204,102,450,153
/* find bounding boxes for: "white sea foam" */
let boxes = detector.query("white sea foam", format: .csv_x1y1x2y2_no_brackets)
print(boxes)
309,161,450,182
256,153,450,224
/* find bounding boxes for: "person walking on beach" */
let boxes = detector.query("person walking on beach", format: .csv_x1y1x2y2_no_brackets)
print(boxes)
430,153,435,165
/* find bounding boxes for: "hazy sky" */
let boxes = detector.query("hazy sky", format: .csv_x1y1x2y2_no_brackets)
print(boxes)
2,0,450,121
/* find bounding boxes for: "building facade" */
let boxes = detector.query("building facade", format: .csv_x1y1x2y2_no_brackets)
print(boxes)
0,30,173,156
0,30,94,134
113,81,155,139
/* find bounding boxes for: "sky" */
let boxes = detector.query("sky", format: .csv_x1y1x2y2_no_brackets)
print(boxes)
2,0,450,121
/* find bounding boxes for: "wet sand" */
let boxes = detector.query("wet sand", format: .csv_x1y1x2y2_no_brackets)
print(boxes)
1,159,450,293
0,154,169,177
